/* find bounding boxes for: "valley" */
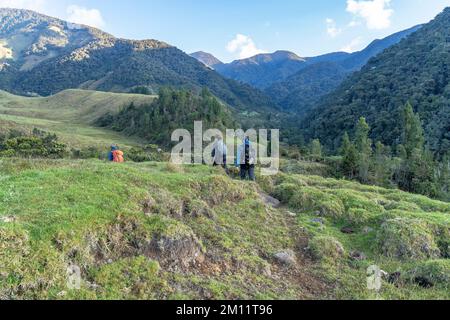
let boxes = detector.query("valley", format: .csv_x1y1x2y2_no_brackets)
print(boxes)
0,89,153,149
0,5,449,302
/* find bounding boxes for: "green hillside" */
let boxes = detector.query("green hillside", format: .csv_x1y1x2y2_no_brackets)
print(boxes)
99,88,236,146
266,62,348,115
0,89,155,149
0,159,448,300
300,8,450,155
0,9,278,115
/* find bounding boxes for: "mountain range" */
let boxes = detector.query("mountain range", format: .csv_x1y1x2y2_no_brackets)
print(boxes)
191,26,421,114
189,51,223,69
0,8,275,114
1,7,449,156
299,8,450,155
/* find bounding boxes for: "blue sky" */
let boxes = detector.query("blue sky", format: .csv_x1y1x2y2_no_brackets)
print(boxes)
2,0,450,62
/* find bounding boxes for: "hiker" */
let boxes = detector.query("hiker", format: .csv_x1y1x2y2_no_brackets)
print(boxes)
211,135,229,174
236,136,256,181
108,145,124,163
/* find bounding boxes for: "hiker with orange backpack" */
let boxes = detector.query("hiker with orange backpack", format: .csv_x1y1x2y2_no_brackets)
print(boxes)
108,145,124,163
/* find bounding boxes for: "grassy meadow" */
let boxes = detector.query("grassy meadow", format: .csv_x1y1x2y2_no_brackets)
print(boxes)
0,89,448,300
0,159,448,300
0,89,155,149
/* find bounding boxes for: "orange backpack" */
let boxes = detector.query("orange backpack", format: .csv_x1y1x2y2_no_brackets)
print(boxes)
112,150,124,163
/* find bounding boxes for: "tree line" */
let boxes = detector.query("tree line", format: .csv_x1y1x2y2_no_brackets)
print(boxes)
309,102,449,201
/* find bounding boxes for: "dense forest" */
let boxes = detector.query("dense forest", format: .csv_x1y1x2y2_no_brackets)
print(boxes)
305,103,450,202
266,62,348,115
298,8,450,157
98,88,236,146
264,26,421,115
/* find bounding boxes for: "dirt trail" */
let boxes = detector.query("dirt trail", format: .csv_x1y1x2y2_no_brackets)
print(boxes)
257,189,333,299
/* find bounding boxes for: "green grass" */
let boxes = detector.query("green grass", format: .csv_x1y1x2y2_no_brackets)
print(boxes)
0,89,156,123
0,89,156,149
0,159,312,300
266,172,450,300
0,158,448,300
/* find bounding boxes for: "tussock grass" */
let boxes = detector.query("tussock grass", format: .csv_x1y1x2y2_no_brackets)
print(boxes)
0,159,448,300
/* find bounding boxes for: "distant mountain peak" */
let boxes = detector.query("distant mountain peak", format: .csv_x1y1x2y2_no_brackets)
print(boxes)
190,51,223,68
231,50,305,66
0,8,275,114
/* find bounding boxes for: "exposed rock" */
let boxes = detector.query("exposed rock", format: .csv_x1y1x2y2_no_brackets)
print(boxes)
258,191,281,208
274,250,297,267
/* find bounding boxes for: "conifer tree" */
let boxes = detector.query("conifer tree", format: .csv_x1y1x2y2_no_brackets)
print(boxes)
310,139,323,160
340,132,358,179
355,117,372,183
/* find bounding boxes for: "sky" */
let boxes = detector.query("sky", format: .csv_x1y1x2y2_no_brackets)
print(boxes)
1,0,449,62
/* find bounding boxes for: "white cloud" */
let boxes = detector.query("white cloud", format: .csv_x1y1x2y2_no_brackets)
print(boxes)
226,34,264,59
66,5,105,29
0,0,47,11
346,0,394,30
347,20,361,28
326,18,342,37
341,36,364,52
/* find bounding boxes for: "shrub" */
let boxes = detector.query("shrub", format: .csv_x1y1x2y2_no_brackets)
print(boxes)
0,129,67,158
309,236,346,263
404,260,450,287
126,145,167,163
71,146,105,159
289,187,345,218
377,218,441,260
200,175,247,206
272,183,298,203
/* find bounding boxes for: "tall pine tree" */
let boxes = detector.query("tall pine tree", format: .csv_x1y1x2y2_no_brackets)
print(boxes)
355,117,372,183
396,102,437,197
340,132,358,179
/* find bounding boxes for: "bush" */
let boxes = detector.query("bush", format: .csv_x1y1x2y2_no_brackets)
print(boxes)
71,146,105,159
377,218,441,260
309,236,346,263
404,260,450,287
289,187,345,218
126,145,167,163
200,175,248,206
0,129,67,158
272,183,298,203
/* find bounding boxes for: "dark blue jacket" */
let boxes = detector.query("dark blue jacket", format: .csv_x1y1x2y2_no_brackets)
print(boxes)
108,146,118,161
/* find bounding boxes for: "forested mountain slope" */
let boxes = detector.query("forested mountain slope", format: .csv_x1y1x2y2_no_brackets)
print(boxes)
299,8,450,155
0,9,277,113
266,25,422,114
